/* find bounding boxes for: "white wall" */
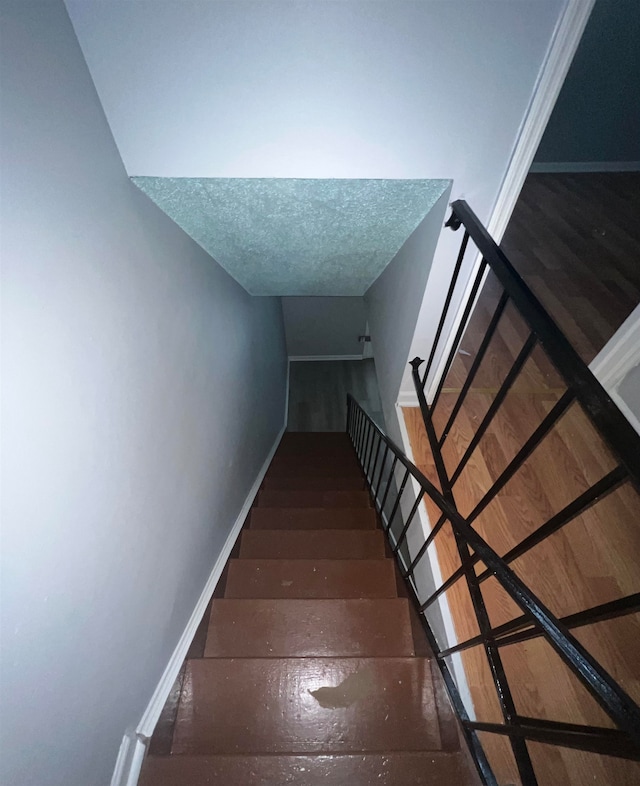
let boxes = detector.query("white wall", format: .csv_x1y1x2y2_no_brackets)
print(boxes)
64,0,566,401
282,297,366,358
0,3,287,785
365,187,451,443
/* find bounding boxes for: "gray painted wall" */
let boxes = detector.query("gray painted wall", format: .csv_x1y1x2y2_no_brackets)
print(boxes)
618,364,640,423
365,187,452,444
282,297,366,357
0,3,287,785
534,0,640,164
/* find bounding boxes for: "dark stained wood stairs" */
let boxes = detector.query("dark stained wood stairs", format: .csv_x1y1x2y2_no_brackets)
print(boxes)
139,432,478,785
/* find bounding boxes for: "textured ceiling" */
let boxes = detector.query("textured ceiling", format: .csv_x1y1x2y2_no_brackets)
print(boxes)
131,178,450,296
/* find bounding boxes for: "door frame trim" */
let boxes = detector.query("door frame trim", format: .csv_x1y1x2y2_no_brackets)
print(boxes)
426,0,596,400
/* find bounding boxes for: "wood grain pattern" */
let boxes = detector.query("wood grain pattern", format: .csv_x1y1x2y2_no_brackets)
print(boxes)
287,359,384,432
501,172,640,365
402,203,640,784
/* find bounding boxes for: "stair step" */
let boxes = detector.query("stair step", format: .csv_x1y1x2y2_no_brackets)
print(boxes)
140,752,470,786
267,460,363,477
204,599,414,657
281,431,353,443
239,529,385,559
172,657,442,754
250,507,377,530
225,559,397,599
263,475,364,491
258,489,370,508
278,433,354,452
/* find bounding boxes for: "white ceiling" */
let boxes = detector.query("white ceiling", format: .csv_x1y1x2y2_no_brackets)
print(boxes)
64,0,562,181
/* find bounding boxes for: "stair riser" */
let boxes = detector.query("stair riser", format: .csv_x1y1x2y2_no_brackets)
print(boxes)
262,476,365,491
225,559,397,600
140,753,469,786
239,529,385,559
204,599,415,658
266,463,363,477
258,490,371,508
249,508,377,530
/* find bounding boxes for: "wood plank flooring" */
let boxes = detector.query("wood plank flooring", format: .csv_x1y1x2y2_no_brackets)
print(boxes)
402,263,640,784
287,359,384,431
501,172,640,364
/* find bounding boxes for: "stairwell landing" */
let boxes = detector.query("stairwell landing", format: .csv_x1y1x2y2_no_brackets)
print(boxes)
139,432,479,785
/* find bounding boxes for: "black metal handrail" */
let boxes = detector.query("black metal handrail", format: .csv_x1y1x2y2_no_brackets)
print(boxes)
346,200,640,786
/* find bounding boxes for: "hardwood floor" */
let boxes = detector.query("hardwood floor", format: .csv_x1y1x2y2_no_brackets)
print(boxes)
402,263,640,784
287,359,384,432
501,172,640,364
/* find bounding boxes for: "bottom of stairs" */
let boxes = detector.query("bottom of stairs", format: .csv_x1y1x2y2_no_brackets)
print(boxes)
139,752,471,785
138,432,479,785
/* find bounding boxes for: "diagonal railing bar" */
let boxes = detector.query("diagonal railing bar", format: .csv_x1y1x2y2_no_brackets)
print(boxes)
430,258,488,411
449,200,640,490
421,229,471,389
383,468,410,534
475,465,628,581
438,289,510,446
464,389,575,523
401,510,448,579
347,199,640,784
346,394,640,752
369,433,383,486
448,332,537,486
374,443,389,499
378,455,398,513
392,489,425,555
466,718,640,760
438,592,640,660
420,464,627,599
346,397,497,786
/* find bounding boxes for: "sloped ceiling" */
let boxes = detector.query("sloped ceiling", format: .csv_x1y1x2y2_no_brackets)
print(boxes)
131,177,450,296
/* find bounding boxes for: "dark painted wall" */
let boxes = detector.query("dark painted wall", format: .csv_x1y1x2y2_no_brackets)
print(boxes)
535,0,640,164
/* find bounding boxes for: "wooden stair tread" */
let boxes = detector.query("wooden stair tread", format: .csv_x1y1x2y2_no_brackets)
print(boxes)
239,529,385,559
263,475,364,490
204,598,414,657
258,489,370,508
267,457,362,477
225,559,397,599
172,657,442,754
250,507,376,530
140,752,472,785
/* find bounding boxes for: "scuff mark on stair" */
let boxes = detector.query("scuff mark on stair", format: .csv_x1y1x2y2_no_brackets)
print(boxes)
309,669,374,708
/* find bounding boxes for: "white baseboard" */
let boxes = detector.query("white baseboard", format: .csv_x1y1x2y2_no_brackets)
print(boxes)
397,390,419,408
529,160,640,173
393,404,475,718
110,733,146,786
288,354,363,362
110,424,285,786
590,304,640,389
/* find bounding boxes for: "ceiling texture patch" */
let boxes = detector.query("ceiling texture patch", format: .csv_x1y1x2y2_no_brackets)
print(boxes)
131,177,451,296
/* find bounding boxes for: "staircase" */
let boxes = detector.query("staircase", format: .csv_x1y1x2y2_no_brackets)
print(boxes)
140,432,477,785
